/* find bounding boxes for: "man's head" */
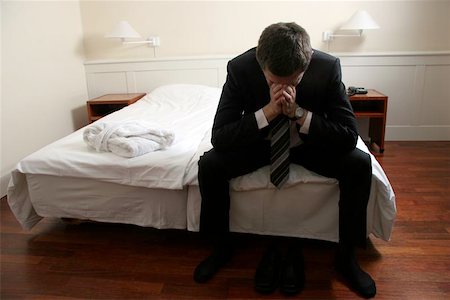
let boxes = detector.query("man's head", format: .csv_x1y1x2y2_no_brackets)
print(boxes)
256,22,312,85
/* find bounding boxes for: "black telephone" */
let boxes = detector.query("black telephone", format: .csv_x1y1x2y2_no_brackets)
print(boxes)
347,86,368,96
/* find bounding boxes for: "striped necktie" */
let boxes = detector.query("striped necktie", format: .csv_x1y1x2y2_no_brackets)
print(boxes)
270,115,290,188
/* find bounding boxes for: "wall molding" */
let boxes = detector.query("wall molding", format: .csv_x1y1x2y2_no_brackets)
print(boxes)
84,51,450,65
84,52,450,141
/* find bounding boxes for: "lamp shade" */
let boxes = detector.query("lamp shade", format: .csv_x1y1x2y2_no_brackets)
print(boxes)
105,21,141,39
340,10,380,30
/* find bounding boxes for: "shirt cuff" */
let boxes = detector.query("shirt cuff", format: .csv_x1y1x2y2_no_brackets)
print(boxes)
299,111,312,134
255,108,269,129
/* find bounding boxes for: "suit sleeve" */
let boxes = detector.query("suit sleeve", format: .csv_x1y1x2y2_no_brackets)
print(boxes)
307,58,359,152
211,62,265,152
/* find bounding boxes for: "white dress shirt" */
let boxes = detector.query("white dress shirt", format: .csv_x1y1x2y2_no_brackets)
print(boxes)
254,108,312,147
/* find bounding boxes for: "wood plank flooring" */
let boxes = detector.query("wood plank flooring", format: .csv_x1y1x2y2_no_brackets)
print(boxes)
1,141,449,299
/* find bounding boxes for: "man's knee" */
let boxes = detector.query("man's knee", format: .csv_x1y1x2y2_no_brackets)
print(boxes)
341,148,372,178
198,150,215,175
198,149,225,178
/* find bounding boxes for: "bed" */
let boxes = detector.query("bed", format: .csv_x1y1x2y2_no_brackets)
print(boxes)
7,84,396,243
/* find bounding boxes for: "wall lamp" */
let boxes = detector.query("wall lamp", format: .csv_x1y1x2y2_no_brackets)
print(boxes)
105,21,160,47
322,10,379,42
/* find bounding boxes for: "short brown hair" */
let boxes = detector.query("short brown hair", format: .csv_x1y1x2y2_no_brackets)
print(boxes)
256,22,312,77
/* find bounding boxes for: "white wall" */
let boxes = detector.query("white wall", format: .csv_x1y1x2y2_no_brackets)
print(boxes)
1,0,449,197
1,1,88,195
81,0,449,143
80,0,450,60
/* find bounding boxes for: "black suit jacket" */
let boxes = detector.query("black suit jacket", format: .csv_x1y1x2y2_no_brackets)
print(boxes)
211,48,358,154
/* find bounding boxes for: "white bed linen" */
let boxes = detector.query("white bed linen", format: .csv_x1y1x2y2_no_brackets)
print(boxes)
12,84,221,190
7,84,396,240
23,174,188,230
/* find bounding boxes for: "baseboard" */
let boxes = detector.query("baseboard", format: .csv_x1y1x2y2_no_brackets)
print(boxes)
386,126,450,141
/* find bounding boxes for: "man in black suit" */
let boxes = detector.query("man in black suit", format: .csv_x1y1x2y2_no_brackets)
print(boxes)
194,22,376,298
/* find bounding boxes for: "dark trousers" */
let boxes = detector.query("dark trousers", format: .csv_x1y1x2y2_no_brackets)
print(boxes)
198,140,372,248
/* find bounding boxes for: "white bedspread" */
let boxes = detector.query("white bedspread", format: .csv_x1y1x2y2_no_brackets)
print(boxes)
12,84,221,190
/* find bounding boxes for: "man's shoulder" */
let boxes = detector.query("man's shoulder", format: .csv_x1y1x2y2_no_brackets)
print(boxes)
226,48,262,82
229,48,259,69
230,47,257,62
311,49,339,64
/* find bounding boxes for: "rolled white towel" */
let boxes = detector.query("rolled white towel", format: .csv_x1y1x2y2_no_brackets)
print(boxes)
83,121,175,157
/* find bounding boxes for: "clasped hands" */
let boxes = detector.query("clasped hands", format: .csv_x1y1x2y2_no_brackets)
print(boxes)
263,83,297,122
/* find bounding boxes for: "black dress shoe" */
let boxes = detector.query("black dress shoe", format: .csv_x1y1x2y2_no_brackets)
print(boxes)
194,248,232,283
335,254,376,298
254,245,281,294
279,248,305,295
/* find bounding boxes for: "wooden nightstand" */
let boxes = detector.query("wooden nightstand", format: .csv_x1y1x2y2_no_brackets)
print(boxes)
349,89,388,155
87,93,146,123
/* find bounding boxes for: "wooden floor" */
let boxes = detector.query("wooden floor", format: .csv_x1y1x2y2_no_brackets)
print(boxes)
1,141,449,299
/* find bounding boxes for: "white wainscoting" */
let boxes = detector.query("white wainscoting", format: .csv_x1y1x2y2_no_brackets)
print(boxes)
84,52,450,141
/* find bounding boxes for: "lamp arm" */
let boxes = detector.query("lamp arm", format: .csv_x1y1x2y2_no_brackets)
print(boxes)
322,29,363,41
122,36,160,47
123,41,153,45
